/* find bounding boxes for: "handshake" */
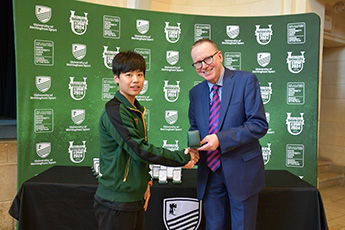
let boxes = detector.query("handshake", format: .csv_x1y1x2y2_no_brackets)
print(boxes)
183,130,220,169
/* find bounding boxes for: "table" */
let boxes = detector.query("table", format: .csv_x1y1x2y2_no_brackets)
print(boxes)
9,166,328,230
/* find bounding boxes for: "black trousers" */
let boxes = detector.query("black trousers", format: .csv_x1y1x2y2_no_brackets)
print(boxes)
94,198,145,230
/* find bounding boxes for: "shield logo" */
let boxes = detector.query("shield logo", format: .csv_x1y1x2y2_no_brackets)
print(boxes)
71,109,85,125
35,5,51,23
166,51,179,65
36,142,51,158
163,198,202,230
257,52,271,67
139,80,148,95
36,76,51,93
226,25,239,39
165,110,178,125
136,20,149,34
72,44,86,60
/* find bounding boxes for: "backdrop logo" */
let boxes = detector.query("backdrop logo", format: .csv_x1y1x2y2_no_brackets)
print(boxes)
255,24,273,45
137,20,149,34
163,198,202,230
35,5,51,23
262,143,272,165
140,80,148,95
36,76,51,93
260,82,272,104
165,110,178,125
68,141,86,163
163,80,180,102
71,109,85,125
103,46,120,69
36,142,51,158
166,51,179,65
164,22,181,43
265,112,275,134
162,140,179,151
72,44,86,60
226,25,239,39
286,51,305,74
69,10,88,35
286,113,304,135
257,52,271,67
69,77,87,100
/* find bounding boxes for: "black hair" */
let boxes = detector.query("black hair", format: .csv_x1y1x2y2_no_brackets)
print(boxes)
112,51,146,77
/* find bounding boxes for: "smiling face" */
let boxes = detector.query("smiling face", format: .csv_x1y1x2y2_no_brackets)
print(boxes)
191,41,223,84
114,70,144,106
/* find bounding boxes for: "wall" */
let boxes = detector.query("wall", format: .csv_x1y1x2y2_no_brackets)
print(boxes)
0,140,17,230
320,46,345,165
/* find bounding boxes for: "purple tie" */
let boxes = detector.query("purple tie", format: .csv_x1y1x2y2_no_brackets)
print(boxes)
207,85,221,171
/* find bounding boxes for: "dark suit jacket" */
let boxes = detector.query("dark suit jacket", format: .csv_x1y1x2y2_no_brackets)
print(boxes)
188,68,268,201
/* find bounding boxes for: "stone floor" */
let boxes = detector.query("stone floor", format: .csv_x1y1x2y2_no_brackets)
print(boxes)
320,185,345,230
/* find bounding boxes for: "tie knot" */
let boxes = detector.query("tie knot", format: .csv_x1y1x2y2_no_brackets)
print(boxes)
212,85,219,93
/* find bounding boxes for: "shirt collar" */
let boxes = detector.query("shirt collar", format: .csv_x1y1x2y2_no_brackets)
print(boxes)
207,67,225,91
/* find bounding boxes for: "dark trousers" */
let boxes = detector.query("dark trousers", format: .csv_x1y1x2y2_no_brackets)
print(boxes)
203,167,259,230
94,198,145,230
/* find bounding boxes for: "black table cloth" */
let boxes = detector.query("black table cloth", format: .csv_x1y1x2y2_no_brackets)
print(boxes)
9,166,328,230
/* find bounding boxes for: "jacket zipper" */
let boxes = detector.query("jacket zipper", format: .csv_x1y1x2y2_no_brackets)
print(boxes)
123,107,147,182
123,156,131,182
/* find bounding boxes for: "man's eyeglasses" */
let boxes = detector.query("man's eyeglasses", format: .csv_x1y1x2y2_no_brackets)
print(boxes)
192,51,219,69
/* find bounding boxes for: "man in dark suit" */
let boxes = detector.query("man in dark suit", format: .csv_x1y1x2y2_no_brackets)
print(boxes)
188,38,268,230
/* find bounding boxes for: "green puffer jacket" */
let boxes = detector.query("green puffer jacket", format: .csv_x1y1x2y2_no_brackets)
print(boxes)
96,91,191,203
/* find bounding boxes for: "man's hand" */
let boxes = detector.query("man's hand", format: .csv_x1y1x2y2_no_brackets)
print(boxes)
198,134,219,151
183,148,200,169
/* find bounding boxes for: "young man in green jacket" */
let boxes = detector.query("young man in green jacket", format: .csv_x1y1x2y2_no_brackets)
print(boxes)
94,51,198,230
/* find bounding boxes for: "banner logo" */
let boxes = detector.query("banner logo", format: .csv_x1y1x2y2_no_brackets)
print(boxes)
140,80,148,95
137,20,149,34
286,51,305,74
162,140,179,151
286,113,304,135
262,143,272,165
72,44,86,60
165,110,178,125
163,80,180,102
68,141,86,163
257,52,271,67
255,24,273,45
69,10,88,35
35,5,51,23
36,142,51,158
163,198,202,230
36,76,51,93
164,22,181,43
166,51,179,65
103,46,120,69
71,109,85,125
260,82,272,104
226,25,239,39
69,77,87,101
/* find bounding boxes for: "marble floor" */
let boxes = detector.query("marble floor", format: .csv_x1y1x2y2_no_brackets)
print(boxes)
319,185,345,230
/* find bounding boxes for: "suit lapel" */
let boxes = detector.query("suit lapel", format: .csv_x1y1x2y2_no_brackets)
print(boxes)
219,69,234,130
200,81,210,134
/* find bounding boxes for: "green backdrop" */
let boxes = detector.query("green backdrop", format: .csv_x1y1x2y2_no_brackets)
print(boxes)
13,0,320,187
